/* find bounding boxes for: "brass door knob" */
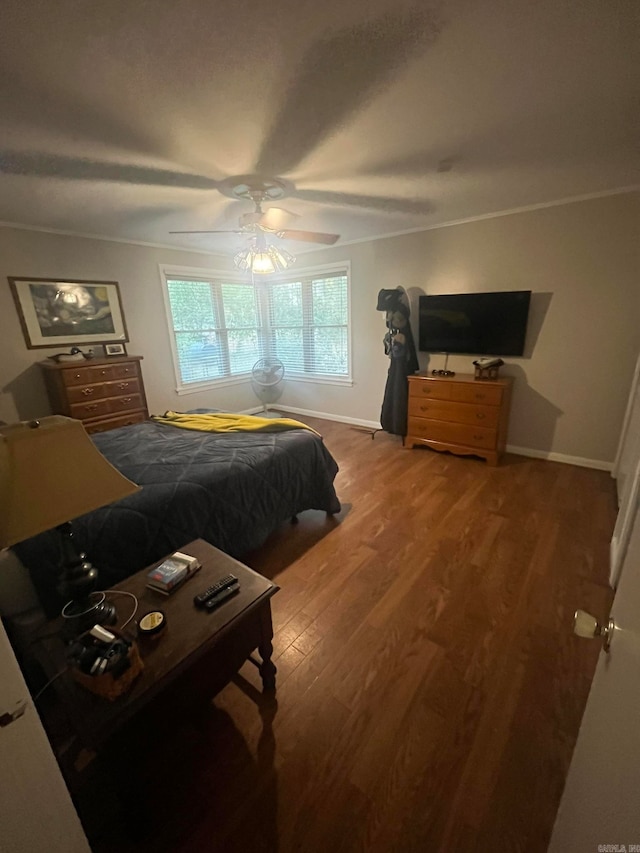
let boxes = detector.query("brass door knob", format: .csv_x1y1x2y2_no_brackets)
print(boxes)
573,609,615,652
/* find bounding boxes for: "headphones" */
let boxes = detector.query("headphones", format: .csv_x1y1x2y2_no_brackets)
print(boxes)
67,625,132,678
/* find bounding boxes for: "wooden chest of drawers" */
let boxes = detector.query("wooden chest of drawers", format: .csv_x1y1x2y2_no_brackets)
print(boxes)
406,372,513,465
39,355,149,434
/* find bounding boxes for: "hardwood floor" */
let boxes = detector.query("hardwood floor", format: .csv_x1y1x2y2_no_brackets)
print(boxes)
94,419,616,853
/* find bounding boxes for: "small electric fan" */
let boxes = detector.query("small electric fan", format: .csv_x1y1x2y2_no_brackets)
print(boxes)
251,357,285,413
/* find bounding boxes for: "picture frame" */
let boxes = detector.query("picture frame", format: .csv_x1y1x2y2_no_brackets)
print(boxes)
105,343,127,357
8,277,129,349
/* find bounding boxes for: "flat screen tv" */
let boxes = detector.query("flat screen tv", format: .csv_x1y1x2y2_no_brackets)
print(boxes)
418,290,531,356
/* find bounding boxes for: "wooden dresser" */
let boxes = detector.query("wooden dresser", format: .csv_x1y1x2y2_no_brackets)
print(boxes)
406,372,513,465
39,355,149,434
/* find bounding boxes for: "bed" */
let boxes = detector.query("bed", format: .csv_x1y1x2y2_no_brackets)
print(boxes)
12,418,341,617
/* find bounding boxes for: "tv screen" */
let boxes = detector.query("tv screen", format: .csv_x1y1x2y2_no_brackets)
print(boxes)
418,290,531,356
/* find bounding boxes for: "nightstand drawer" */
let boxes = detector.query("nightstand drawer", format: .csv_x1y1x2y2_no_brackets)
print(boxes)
408,398,500,428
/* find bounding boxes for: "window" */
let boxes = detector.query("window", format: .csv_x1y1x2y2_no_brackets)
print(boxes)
268,273,349,377
162,265,350,392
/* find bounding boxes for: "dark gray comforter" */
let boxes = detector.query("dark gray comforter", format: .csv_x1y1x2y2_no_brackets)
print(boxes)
14,420,340,616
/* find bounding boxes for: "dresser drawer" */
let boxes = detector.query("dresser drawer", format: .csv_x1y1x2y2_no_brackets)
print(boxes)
104,377,140,397
85,412,147,434
450,383,503,406
409,380,452,401
70,399,112,420
62,366,95,387
66,382,109,404
89,364,119,382
108,393,143,414
408,417,497,450
408,398,500,429
112,362,139,380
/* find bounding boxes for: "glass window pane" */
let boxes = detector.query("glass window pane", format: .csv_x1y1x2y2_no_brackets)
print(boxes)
271,282,303,326
274,328,304,369
228,329,259,374
313,327,347,374
175,331,223,383
312,276,347,325
221,283,258,328
167,280,217,330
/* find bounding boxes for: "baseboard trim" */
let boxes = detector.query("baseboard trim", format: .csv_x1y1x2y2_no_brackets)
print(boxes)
260,406,614,470
269,404,381,431
506,444,613,471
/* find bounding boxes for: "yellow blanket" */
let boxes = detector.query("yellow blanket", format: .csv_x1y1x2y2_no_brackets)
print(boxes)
152,411,320,436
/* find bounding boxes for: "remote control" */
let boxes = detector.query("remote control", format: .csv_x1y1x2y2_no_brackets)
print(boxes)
204,583,240,611
193,574,238,607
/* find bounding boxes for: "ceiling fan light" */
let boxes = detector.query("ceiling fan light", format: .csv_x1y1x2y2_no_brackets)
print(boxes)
251,251,277,275
233,248,253,271
268,245,296,270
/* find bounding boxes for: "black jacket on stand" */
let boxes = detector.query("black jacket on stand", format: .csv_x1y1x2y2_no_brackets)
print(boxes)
376,288,419,436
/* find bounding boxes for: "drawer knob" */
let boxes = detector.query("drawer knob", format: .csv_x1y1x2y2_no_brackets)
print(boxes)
118,382,129,389
122,397,132,403
474,434,483,440
86,404,98,411
476,413,486,420
81,388,94,396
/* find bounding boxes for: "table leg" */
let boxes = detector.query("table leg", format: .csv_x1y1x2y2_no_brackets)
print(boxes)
258,605,277,691
258,637,277,691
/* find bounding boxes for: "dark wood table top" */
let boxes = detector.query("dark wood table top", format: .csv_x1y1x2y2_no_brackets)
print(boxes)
36,539,278,747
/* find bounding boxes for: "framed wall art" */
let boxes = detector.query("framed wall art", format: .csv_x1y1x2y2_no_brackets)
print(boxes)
8,277,129,349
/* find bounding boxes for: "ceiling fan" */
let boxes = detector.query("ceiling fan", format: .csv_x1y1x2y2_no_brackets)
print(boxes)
169,175,340,246
0,8,442,265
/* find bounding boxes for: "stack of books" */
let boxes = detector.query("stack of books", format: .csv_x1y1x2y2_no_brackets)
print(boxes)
146,551,201,595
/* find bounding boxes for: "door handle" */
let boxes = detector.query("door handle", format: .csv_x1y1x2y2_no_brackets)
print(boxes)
574,609,615,653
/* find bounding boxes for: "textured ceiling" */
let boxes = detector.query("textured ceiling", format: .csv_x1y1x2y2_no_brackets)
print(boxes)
0,0,637,255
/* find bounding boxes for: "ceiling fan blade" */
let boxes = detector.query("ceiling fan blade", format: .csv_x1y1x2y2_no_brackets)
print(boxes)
0,150,219,189
169,229,246,234
295,189,432,216
257,207,300,231
278,229,340,245
254,9,442,176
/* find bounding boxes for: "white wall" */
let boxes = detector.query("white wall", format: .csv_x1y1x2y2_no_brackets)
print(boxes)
280,192,640,465
1,191,638,464
0,228,251,422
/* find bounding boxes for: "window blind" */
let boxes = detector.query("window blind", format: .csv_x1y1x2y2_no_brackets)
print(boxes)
164,267,349,390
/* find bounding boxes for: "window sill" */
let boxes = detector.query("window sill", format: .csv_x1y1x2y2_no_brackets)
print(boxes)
175,372,353,395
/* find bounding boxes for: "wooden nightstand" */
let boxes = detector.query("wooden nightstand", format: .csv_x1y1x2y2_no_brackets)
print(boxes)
32,539,279,754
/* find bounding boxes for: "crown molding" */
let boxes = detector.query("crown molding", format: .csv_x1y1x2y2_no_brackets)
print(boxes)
323,185,640,251
0,184,637,255
0,220,229,258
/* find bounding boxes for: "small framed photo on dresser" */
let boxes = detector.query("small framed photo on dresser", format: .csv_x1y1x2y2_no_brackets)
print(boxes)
105,343,127,357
